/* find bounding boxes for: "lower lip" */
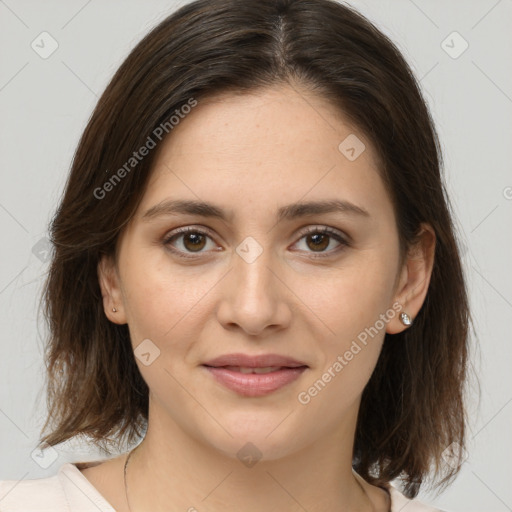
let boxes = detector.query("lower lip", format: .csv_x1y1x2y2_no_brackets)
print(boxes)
203,366,308,397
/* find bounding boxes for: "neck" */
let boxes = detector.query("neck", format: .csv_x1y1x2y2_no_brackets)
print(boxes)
124,397,387,512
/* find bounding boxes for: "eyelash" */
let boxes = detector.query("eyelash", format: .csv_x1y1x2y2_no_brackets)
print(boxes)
162,225,350,260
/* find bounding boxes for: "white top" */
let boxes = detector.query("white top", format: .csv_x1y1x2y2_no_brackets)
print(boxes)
0,463,446,511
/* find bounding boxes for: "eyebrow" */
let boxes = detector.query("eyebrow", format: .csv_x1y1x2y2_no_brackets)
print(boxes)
141,198,370,223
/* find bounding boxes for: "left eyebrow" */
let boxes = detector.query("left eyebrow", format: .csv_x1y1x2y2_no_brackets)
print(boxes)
276,199,370,222
141,198,370,223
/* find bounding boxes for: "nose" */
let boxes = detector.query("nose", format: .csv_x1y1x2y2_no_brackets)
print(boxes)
216,243,292,337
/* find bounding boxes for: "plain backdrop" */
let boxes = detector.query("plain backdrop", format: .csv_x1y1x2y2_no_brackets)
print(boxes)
0,1,511,511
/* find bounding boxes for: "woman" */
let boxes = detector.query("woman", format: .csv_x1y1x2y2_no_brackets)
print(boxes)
0,0,471,510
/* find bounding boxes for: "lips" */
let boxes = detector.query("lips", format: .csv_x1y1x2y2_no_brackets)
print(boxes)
202,353,308,397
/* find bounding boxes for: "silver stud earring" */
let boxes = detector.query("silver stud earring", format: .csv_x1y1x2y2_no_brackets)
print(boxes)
112,307,117,312
400,312,412,326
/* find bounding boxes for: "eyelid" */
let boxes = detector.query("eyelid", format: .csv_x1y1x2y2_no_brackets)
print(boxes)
295,224,349,242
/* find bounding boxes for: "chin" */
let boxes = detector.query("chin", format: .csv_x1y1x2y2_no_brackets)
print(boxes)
199,414,307,464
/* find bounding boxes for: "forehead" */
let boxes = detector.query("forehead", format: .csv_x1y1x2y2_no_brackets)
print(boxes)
159,85,370,160
139,84,390,222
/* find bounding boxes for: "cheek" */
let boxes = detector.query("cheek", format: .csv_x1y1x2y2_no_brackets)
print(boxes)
294,251,397,404
121,251,219,350
295,266,393,417
300,254,397,343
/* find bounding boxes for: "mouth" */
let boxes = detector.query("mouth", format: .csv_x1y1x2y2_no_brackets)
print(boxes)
201,354,309,397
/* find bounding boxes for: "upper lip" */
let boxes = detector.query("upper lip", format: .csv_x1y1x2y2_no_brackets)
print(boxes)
203,353,308,368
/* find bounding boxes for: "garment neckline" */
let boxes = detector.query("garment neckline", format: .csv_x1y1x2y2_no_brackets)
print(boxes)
59,462,116,511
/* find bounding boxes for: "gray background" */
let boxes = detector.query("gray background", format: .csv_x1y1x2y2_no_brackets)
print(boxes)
1,1,511,511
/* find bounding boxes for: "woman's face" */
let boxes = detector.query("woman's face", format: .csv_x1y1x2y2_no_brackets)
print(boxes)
100,83,413,460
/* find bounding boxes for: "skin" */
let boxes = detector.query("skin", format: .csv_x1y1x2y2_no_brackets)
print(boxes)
84,83,435,512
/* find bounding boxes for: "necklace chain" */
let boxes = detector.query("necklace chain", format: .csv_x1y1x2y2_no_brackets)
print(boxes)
123,446,137,512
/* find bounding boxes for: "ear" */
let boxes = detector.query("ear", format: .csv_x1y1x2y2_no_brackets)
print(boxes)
97,253,127,325
386,223,436,334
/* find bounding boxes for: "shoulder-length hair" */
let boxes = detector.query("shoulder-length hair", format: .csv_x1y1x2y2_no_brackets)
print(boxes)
39,0,474,499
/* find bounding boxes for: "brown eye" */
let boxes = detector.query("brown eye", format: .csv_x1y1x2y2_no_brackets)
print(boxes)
163,227,217,258
294,227,349,258
305,232,330,252
181,232,207,252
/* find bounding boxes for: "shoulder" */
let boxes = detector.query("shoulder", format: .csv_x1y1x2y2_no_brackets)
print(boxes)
389,482,449,512
0,462,115,512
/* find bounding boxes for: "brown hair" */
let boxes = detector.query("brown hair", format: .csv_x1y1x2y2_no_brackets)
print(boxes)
38,0,474,499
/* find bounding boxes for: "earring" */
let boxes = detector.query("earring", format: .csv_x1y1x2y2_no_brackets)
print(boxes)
112,307,117,312
400,312,412,326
